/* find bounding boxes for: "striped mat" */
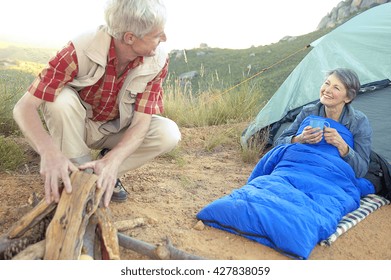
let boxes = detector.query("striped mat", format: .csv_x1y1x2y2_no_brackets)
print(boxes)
320,194,390,246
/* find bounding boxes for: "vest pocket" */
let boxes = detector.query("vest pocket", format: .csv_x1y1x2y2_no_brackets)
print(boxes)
99,90,137,135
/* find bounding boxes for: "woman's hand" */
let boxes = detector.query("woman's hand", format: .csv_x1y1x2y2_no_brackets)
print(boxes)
323,127,349,156
295,126,323,144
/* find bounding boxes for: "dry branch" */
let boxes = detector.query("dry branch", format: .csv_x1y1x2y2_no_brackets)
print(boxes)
81,220,97,259
0,235,29,259
0,171,206,260
12,240,45,260
115,218,146,232
117,233,205,260
44,171,102,259
8,198,56,239
95,207,120,260
0,205,52,259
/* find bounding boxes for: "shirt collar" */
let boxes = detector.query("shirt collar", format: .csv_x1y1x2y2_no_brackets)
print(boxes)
318,102,351,126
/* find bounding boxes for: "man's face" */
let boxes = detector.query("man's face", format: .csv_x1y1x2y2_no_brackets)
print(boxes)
130,26,167,57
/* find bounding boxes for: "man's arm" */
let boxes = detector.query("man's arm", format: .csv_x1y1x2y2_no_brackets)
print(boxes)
79,111,152,207
13,92,78,203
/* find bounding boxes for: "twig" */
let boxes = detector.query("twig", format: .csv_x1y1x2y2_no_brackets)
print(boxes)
117,233,205,260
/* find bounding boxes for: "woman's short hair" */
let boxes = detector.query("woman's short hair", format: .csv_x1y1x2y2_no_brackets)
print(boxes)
326,68,361,102
105,0,167,39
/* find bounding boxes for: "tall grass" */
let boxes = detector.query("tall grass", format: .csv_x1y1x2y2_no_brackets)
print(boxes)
162,73,269,165
163,74,267,128
0,135,26,171
0,63,41,171
0,67,37,136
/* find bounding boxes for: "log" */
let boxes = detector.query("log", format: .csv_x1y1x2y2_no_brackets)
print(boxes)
0,205,52,259
0,236,12,258
80,220,97,260
93,226,103,260
44,171,103,260
12,240,45,260
117,233,205,260
94,207,120,260
7,198,56,239
0,235,29,259
115,218,146,232
1,171,205,261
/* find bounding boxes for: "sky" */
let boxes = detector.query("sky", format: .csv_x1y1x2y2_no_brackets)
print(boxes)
0,0,342,51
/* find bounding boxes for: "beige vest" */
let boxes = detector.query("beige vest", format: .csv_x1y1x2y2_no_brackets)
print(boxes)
69,26,168,134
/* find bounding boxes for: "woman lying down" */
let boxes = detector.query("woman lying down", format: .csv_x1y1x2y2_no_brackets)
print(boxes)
197,68,374,259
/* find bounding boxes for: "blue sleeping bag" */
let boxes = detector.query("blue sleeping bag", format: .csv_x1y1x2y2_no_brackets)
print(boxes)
197,116,374,259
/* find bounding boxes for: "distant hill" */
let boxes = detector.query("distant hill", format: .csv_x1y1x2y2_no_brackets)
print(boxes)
0,42,56,66
167,28,331,99
317,0,391,29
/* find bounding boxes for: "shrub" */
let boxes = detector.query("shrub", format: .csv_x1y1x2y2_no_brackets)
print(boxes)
0,68,36,136
0,136,26,171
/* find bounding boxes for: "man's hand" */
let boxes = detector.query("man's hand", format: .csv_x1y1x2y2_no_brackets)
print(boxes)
40,148,79,204
13,92,80,204
79,155,120,207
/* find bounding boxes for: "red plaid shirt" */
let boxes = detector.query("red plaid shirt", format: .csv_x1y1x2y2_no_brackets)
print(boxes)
28,39,168,121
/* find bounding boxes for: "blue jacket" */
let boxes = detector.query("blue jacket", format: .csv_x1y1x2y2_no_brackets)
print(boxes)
274,102,372,177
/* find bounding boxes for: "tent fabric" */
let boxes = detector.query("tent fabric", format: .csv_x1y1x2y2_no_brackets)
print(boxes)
241,3,391,163
353,86,391,163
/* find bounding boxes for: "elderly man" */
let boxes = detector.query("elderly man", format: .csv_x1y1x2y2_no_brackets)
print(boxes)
13,0,181,207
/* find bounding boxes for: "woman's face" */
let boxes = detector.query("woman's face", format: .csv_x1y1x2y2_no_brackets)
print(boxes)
319,73,351,109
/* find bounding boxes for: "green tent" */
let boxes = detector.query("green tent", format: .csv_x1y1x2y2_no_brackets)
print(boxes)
241,3,391,163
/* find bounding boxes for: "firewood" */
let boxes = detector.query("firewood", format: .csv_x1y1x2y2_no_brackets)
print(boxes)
79,254,94,260
0,213,51,259
44,171,103,260
117,233,205,260
12,240,45,260
7,198,56,239
1,171,205,261
161,237,206,260
95,207,120,260
0,235,28,259
114,218,146,232
117,232,159,259
80,220,97,260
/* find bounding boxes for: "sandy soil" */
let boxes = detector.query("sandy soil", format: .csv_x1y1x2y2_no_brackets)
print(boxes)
0,124,390,260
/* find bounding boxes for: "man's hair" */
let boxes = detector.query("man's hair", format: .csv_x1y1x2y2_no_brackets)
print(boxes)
326,68,361,102
104,0,167,39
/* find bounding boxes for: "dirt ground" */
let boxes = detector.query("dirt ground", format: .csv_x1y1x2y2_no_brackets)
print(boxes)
0,124,390,260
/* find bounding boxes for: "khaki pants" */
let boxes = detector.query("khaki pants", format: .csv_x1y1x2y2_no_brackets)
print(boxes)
41,88,181,176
